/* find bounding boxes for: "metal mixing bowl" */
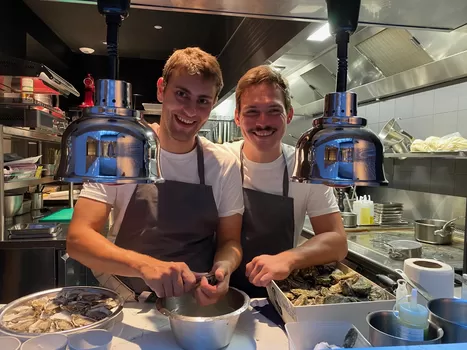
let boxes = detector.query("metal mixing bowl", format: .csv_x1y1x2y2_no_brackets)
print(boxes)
4,194,24,218
156,287,250,350
0,286,124,340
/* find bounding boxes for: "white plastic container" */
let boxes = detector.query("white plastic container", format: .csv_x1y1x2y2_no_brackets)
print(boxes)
21,334,68,350
68,330,113,350
285,321,371,350
0,336,21,350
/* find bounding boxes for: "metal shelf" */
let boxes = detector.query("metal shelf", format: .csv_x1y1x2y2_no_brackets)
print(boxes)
4,176,57,191
384,152,467,160
2,126,61,143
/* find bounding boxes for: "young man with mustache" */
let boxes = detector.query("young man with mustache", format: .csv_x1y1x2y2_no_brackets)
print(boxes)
67,47,244,305
224,65,347,297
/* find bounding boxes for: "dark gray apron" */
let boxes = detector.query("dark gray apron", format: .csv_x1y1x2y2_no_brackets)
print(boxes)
101,138,218,296
230,144,295,298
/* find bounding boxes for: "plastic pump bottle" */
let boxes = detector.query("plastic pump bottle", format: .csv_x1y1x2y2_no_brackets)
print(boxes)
395,279,408,311
397,288,429,341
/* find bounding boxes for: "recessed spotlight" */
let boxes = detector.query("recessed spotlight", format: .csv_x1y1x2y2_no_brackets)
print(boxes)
79,47,95,54
154,25,162,30
102,41,107,45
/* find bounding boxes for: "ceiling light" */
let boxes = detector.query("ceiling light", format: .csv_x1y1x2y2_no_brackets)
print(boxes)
307,23,331,42
79,47,95,54
154,25,162,30
102,41,107,45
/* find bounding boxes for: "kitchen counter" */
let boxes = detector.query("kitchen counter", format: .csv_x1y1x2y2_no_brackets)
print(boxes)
2,300,467,349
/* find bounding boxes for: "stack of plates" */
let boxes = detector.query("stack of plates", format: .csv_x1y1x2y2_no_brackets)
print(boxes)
374,202,406,225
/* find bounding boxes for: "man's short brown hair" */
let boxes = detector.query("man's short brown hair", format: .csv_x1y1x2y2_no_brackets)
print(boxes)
162,47,224,97
236,65,292,113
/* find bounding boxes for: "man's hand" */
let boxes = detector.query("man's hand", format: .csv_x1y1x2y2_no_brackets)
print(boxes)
245,254,294,287
194,261,231,306
138,258,197,298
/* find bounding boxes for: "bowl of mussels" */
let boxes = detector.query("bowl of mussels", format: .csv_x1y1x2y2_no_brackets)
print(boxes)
0,286,124,339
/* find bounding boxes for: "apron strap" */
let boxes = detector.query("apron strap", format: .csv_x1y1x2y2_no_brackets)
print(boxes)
195,136,206,185
240,142,289,197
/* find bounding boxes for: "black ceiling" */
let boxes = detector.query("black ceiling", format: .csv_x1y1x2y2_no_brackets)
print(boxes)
23,0,243,60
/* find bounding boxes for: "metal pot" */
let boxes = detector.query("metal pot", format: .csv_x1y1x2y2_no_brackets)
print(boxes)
156,287,249,350
415,219,453,245
4,194,24,218
385,240,422,260
367,310,443,346
427,298,467,343
341,212,357,228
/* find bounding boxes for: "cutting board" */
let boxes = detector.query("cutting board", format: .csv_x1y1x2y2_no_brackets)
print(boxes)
39,208,74,222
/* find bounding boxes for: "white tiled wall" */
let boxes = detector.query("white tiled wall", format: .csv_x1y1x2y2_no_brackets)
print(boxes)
360,81,467,139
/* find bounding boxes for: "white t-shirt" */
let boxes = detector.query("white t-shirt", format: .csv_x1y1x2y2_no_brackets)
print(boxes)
80,137,245,239
222,141,339,246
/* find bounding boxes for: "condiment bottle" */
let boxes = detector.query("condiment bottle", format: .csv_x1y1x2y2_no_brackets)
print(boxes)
397,288,429,341
395,279,408,311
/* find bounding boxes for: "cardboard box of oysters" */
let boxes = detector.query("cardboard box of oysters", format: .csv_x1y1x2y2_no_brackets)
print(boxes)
266,262,395,338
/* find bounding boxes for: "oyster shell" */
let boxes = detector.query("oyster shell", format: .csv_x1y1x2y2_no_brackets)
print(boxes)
71,314,95,327
350,277,372,297
293,294,308,306
3,306,35,322
290,289,319,298
77,292,102,303
284,292,295,301
31,296,50,310
85,306,112,321
53,319,74,331
4,316,37,332
29,318,51,333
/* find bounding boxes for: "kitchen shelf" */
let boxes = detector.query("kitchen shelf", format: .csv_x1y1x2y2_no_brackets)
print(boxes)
384,152,467,160
2,126,61,143
4,176,57,191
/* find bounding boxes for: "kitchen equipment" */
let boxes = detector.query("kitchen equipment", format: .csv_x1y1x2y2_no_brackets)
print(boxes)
0,287,124,340
285,321,371,350
4,194,24,218
56,0,163,185
21,334,68,350
39,208,74,222
434,216,465,237
366,310,443,346
68,330,113,350
385,240,422,260
341,212,357,228
404,258,454,299
427,298,467,343
395,269,467,343
291,0,387,187
7,223,62,239
16,199,31,215
156,287,249,350
415,219,455,245
41,164,56,176
31,192,43,210
79,74,95,109
378,118,414,154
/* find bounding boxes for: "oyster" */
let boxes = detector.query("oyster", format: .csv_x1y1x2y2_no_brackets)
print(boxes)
3,306,35,322
350,277,372,297
293,294,308,306
29,318,51,333
342,327,359,348
31,296,50,310
330,269,344,281
77,292,103,303
284,292,295,301
53,319,74,331
4,316,37,332
340,281,356,297
369,286,388,301
61,300,91,314
85,306,112,321
315,296,325,305
315,276,332,287
329,282,342,294
324,295,359,304
319,287,331,297
71,314,95,327
291,289,319,298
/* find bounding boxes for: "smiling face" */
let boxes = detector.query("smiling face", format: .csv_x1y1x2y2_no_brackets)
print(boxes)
157,71,217,151
235,82,293,155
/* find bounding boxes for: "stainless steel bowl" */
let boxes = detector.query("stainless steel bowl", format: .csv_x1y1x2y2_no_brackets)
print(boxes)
0,286,124,340
341,212,357,228
4,194,24,218
156,287,250,350
428,298,467,343
367,310,443,346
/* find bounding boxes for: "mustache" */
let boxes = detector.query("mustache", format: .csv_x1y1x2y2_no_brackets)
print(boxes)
248,126,277,133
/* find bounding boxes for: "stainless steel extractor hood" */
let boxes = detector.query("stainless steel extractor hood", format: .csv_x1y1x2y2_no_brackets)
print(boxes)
277,24,467,117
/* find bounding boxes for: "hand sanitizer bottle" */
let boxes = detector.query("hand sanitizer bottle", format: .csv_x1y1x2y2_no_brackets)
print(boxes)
397,288,429,341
